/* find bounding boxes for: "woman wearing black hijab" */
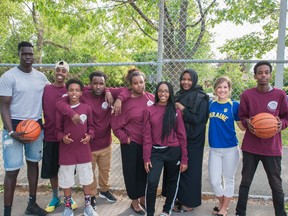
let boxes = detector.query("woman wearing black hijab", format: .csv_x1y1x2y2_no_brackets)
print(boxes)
173,69,209,212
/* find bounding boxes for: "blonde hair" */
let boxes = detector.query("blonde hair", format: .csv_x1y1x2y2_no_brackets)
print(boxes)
213,76,232,98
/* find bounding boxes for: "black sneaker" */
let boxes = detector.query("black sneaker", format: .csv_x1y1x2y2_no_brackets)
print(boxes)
99,191,117,203
91,196,97,210
25,203,47,216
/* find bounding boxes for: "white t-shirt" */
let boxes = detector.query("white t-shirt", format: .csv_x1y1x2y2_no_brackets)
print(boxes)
0,66,50,120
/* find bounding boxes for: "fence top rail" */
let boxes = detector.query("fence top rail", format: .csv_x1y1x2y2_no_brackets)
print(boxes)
0,59,287,68
163,59,288,64
0,62,158,67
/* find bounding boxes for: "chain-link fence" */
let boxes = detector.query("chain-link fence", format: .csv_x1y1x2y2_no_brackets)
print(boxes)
0,61,288,198
0,0,288,199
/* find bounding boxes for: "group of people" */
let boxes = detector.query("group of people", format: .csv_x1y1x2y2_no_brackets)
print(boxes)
0,41,288,216
0,42,118,216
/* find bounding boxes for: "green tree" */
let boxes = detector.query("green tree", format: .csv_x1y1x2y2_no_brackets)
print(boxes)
214,62,256,100
213,0,283,59
0,0,284,89
101,0,216,88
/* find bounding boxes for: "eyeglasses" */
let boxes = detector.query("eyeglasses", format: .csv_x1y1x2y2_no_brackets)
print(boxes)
157,90,169,94
56,68,67,73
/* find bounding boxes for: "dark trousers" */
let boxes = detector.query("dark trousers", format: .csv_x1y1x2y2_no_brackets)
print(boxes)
236,151,286,216
146,146,181,216
121,142,146,199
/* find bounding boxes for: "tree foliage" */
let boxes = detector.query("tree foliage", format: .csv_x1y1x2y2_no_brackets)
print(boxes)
213,0,283,59
0,0,285,93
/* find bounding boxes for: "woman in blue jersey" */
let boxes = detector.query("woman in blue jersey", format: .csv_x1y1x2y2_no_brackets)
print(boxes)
208,76,245,216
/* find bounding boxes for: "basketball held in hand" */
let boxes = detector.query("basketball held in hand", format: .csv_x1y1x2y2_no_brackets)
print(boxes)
16,119,41,142
251,112,278,139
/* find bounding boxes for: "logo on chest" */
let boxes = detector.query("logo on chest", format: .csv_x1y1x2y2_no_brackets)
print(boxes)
79,114,87,124
102,102,108,110
267,101,277,111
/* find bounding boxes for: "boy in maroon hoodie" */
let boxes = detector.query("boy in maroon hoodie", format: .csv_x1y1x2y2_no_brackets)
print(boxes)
56,71,125,210
56,78,98,216
41,61,78,212
235,61,288,216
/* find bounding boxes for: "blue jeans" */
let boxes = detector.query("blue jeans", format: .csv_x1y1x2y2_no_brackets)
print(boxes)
236,151,286,216
2,129,43,171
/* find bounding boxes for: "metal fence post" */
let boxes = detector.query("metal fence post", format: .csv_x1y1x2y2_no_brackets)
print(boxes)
275,0,287,89
156,0,165,83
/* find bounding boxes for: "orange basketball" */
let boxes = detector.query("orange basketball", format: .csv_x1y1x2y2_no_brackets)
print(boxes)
16,119,41,142
251,113,278,139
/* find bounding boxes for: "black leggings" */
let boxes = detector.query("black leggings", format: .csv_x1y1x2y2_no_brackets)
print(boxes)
146,146,181,216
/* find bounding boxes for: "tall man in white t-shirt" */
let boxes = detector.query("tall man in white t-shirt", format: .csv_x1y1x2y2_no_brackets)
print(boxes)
0,41,49,216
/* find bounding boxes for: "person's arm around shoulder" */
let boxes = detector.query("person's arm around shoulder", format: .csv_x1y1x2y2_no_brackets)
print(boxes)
104,89,114,108
112,87,131,116
56,96,80,124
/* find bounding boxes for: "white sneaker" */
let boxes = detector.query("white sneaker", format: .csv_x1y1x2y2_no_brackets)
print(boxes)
61,207,74,216
159,213,170,216
84,205,99,216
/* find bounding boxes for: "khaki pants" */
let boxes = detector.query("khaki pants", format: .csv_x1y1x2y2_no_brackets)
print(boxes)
90,145,112,196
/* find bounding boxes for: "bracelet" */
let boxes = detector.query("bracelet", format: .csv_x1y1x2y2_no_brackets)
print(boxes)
8,131,14,136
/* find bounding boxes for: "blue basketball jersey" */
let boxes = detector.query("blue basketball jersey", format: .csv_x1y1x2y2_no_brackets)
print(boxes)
208,99,240,148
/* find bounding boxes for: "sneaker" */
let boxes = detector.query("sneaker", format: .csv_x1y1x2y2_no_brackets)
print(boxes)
70,197,78,210
25,203,47,216
159,212,170,216
84,205,99,216
45,196,62,212
99,191,117,202
61,206,74,216
91,196,97,210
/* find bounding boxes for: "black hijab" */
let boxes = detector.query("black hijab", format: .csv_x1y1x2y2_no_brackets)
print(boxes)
175,69,205,101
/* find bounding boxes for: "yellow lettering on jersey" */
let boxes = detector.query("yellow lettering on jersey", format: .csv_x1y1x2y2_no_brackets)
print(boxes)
209,112,228,121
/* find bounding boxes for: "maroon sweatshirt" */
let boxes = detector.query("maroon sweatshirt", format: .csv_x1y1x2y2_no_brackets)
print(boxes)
239,87,288,156
56,88,130,151
111,92,155,144
56,103,95,165
42,84,67,142
143,104,188,164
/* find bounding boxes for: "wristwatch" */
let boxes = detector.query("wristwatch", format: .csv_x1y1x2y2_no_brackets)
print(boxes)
8,131,14,136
